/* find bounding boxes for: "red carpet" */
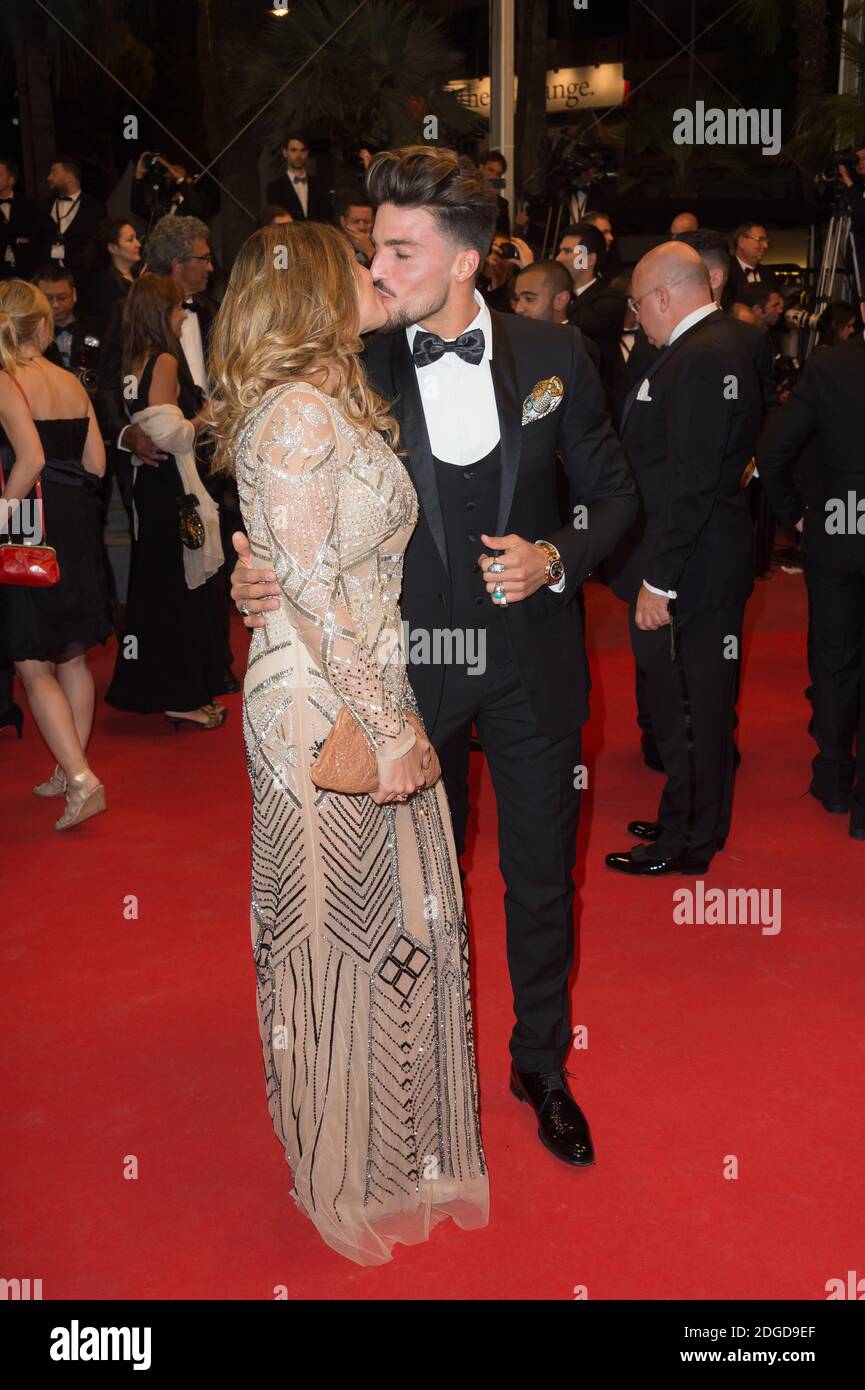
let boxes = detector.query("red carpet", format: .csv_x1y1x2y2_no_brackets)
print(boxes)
3,573,863,1300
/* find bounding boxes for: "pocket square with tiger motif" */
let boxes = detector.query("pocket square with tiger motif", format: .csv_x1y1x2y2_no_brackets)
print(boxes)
522,376,564,426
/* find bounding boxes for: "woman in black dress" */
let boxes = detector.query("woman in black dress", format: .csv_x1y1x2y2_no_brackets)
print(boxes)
81,218,142,337
105,274,226,728
0,280,111,830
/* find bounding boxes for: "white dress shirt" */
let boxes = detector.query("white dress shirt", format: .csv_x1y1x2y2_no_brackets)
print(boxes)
643,301,719,599
406,288,565,592
180,305,208,392
406,289,499,466
288,168,308,216
574,276,598,297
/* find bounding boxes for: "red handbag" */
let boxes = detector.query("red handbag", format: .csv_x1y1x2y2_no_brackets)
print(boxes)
0,373,60,588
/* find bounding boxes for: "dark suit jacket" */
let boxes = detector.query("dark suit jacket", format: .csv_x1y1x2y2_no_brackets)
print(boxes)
38,191,106,273
363,311,637,738
756,336,865,573
567,279,627,399
607,310,764,616
43,313,103,380
0,193,39,280
722,257,780,311
265,172,333,223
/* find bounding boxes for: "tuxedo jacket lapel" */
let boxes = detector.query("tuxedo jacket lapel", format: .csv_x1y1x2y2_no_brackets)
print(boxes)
620,311,720,434
390,334,449,574
490,311,522,536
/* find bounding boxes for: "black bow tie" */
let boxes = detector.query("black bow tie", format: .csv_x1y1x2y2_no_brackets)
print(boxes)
55,195,74,204
292,175,307,184
0,198,11,206
412,327,485,368
182,299,199,313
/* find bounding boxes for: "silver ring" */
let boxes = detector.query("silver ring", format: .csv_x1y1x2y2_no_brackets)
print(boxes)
240,603,250,617
489,561,505,575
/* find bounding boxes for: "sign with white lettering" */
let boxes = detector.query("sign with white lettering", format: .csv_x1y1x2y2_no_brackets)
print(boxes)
446,65,627,115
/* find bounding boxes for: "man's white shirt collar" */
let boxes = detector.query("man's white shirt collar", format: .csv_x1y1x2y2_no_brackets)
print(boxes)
406,288,493,361
574,277,598,297
668,301,718,345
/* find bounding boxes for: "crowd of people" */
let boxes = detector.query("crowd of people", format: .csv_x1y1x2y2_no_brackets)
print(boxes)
2,134,864,1264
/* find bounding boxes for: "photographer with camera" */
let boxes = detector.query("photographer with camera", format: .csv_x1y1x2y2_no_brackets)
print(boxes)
478,232,533,313
33,264,102,391
131,151,216,230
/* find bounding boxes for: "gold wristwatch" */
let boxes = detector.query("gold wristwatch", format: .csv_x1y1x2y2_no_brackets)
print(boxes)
535,540,565,585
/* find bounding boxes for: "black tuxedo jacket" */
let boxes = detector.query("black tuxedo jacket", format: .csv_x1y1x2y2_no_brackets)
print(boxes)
363,311,637,738
265,172,333,223
38,192,106,273
0,194,39,280
567,280,627,395
607,311,764,616
43,313,103,377
757,336,865,573
721,257,780,311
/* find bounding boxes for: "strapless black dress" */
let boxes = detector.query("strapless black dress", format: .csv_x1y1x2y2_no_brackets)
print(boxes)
0,416,112,663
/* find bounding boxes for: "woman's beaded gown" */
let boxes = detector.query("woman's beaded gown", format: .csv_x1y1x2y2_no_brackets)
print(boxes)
234,382,488,1265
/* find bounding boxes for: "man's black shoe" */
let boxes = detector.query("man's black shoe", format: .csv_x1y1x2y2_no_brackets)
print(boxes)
626,819,727,852
509,1062,595,1166
220,669,241,695
605,845,712,875
627,819,662,841
809,784,849,815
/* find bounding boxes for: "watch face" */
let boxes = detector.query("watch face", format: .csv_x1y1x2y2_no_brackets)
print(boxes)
548,559,565,583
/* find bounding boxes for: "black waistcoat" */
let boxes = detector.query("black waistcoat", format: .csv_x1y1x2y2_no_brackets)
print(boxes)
432,442,512,669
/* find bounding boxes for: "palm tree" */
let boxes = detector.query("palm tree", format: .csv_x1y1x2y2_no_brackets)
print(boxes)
231,0,481,164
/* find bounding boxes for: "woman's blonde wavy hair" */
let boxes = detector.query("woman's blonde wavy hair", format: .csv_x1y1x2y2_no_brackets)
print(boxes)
205,222,397,475
0,280,53,375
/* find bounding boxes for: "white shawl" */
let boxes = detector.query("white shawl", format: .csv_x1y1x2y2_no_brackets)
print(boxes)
128,403,223,590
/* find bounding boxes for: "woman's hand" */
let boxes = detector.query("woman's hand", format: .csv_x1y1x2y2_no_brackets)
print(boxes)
371,741,427,805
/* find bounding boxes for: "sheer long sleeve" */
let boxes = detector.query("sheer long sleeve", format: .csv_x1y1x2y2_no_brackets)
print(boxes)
256,388,414,759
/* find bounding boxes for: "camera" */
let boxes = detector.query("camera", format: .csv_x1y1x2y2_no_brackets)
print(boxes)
817,148,859,184
493,241,520,261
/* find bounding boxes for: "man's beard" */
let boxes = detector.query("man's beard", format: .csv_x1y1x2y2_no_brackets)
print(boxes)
373,281,450,332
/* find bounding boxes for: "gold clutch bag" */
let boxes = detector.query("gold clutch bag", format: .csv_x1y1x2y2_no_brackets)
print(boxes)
310,706,425,794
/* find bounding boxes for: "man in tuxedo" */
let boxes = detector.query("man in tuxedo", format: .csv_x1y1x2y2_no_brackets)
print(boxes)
722,223,779,310
38,157,106,274
230,146,637,1167
265,132,333,224
34,266,102,383
604,242,764,875
557,222,626,405
0,157,39,281
757,336,865,838
96,215,240,691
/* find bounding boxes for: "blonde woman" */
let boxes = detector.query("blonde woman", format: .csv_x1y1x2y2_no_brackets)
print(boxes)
206,223,488,1265
0,280,110,829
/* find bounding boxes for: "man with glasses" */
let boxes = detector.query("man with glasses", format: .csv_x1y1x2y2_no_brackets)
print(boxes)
723,223,779,310
604,242,764,875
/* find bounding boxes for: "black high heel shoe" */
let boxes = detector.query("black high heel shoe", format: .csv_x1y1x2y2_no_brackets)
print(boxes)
0,703,23,739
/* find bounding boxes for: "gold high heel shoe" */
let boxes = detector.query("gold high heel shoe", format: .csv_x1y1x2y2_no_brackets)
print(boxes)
165,704,228,732
34,764,67,797
54,768,107,831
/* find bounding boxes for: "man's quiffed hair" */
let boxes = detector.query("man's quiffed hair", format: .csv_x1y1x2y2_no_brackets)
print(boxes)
366,146,498,265
673,227,730,276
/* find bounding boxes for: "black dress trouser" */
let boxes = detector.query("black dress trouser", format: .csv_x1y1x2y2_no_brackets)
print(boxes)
428,649,583,1075
805,559,865,809
629,601,745,858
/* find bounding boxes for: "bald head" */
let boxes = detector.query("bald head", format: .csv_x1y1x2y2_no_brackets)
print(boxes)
630,242,713,347
670,211,698,235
